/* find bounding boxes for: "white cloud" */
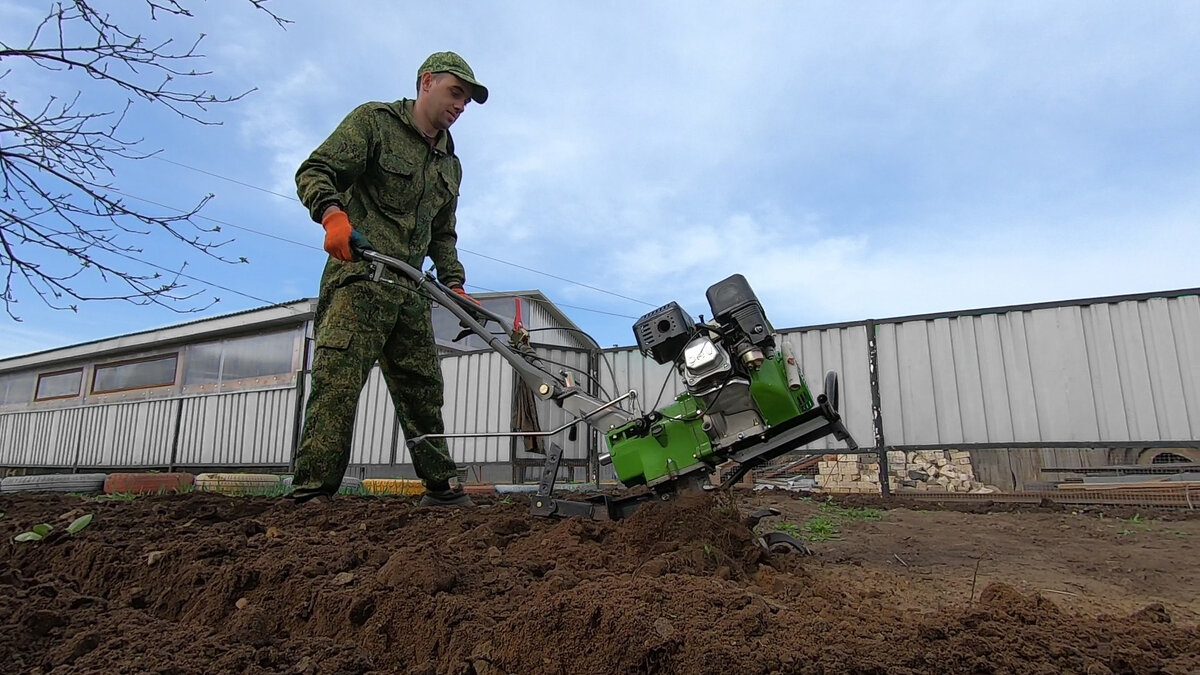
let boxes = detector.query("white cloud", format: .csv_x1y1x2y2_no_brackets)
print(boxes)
4,1,1200,353
237,60,333,205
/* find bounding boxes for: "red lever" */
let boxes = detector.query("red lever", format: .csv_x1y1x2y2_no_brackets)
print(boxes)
513,297,524,333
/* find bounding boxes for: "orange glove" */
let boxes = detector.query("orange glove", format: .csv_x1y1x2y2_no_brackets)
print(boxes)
450,285,482,306
321,210,354,262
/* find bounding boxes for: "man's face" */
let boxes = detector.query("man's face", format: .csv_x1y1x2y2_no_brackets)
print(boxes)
420,72,474,130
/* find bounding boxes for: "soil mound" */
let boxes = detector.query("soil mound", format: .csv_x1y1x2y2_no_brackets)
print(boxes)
1,491,1197,674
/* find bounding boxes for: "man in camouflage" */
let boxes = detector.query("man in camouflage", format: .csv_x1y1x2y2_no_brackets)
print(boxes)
290,52,488,506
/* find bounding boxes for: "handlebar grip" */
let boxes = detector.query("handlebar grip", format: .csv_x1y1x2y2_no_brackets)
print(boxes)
349,230,374,260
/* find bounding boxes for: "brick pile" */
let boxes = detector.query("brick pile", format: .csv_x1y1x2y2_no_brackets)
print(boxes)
814,450,1000,494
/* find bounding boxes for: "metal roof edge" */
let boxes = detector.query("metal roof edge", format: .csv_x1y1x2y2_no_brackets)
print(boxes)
859,286,1200,328
441,289,601,350
768,287,1200,335
517,292,602,351
595,287,1200,349
0,298,317,372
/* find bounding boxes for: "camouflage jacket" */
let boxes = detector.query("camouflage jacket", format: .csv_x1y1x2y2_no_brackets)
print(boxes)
296,99,466,289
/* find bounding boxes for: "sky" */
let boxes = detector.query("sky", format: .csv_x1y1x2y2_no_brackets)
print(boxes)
1,1,1198,358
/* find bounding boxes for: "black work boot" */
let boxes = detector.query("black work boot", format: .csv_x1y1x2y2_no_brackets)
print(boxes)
418,482,474,507
288,480,335,504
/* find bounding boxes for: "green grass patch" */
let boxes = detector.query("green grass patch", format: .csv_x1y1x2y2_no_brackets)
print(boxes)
818,500,883,521
774,517,840,542
758,498,884,543
250,484,291,498
91,492,139,501
773,520,802,538
801,515,840,541
86,484,196,501
1114,512,1154,537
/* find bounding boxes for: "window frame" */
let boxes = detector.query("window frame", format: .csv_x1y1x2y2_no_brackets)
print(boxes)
0,370,38,407
33,367,84,402
90,353,180,395
180,329,301,394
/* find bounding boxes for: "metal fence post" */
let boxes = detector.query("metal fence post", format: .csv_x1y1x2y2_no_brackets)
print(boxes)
867,319,891,496
70,409,85,474
168,397,184,472
587,347,601,484
288,336,313,474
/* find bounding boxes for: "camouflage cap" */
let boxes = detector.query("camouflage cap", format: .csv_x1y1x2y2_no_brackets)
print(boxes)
417,51,488,104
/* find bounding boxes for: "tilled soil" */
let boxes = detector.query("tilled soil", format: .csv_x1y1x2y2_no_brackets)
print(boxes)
0,489,1197,674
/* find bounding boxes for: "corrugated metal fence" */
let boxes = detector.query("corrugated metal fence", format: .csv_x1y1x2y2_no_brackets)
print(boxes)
874,293,1200,489
0,387,299,470
876,297,1200,447
2,290,1197,491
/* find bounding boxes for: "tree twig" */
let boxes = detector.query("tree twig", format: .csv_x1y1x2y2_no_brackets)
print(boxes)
969,557,982,604
0,0,286,319
1040,589,1079,597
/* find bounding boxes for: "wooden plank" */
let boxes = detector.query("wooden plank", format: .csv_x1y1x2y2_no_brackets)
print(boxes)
1078,447,1115,469
1058,480,1200,491
968,448,1016,492
1009,447,1044,490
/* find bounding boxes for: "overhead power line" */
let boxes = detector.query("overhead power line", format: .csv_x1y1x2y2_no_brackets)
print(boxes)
154,156,296,201
150,155,657,307
21,216,292,311
97,186,639,320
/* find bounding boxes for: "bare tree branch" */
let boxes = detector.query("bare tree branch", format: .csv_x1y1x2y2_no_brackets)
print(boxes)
0,0,288,321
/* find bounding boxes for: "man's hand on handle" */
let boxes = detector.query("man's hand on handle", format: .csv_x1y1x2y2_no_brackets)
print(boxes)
449,284,482,306
321,207,355,261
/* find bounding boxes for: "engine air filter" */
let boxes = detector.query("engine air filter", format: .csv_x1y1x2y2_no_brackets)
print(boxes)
633,302,695,364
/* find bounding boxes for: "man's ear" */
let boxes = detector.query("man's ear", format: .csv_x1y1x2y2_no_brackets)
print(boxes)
418,71,432,93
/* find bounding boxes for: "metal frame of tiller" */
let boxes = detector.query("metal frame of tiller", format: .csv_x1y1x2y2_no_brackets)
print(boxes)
355,246,857,522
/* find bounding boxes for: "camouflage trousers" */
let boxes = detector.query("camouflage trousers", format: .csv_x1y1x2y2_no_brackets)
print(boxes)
293,277,458,494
